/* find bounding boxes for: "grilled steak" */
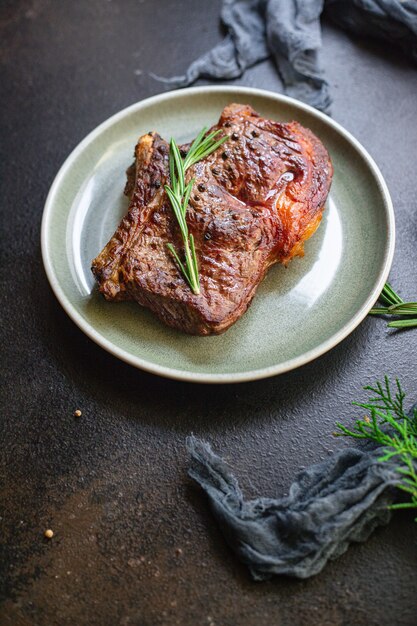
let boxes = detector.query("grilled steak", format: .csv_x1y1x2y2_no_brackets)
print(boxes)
91,104,333,335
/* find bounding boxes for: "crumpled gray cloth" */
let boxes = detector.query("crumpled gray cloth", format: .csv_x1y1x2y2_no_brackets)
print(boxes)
154,0,417,113
186,436,401,580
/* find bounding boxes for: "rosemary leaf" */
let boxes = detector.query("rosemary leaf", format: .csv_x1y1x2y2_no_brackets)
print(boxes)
368,308,390,315
170,139,185,196
388,302,417,314
388,319,417,329
166,243,190,284
183,179,195,218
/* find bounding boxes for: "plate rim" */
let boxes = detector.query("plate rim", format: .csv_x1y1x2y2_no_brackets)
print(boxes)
41,85,395,384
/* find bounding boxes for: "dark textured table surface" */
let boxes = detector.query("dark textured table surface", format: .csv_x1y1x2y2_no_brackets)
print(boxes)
1,2,417,625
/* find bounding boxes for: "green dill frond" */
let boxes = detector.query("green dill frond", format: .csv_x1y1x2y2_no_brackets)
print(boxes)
335,376,417,519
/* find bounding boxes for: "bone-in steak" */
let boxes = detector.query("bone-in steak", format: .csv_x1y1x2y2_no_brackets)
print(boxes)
91,104,333,335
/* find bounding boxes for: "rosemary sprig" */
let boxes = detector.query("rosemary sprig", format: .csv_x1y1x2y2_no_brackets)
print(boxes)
164,128,228,294
335,377,417,517
369,282,417,329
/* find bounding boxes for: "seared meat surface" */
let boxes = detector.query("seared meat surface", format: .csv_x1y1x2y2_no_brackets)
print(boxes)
91,104,333,335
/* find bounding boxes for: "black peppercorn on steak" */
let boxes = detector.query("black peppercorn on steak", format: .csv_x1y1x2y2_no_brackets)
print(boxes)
91,103,333,335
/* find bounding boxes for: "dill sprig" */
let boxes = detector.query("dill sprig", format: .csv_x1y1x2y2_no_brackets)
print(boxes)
165,128,228,294
335,377,417,516
369,282,417,329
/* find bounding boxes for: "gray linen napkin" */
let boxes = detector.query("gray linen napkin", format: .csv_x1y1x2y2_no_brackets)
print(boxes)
155,0,417,112
186,435,404,580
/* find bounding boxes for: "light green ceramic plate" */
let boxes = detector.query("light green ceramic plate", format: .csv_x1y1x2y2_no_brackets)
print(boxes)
41,86,395,383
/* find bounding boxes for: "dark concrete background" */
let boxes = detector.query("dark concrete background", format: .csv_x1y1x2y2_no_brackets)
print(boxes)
1,1,417,625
